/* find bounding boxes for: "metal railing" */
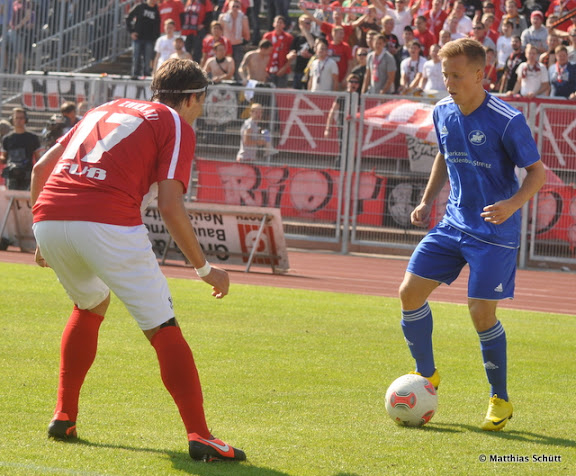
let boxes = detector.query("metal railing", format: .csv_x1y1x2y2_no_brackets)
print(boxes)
0,0,133,75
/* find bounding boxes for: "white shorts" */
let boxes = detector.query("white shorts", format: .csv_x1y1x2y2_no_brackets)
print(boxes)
33,221,174,330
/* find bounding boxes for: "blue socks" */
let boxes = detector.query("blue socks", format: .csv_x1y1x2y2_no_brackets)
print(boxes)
401,302,435,378
478,321,508,401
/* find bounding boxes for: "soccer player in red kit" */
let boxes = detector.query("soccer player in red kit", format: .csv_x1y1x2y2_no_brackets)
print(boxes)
30,59,246,463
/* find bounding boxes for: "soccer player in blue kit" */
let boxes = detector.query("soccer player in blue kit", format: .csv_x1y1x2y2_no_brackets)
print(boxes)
398,38,546,431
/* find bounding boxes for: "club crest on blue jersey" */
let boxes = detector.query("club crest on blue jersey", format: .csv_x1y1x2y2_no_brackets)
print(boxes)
468,130,486,146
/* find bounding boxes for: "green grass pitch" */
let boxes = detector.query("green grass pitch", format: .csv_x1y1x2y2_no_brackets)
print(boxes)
0,262,574,475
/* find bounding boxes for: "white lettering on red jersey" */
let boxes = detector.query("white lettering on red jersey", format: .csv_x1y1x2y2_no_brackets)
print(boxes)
33,99,196,226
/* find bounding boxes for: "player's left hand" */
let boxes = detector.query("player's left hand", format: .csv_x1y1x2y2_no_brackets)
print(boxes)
481,201,516,225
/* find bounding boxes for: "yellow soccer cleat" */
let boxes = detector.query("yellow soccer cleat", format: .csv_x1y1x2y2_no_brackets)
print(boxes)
409,369,440,390
480,395,513,431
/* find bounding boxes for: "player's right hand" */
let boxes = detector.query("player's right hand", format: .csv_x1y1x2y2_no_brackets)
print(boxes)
202,266,230,299
34,246,50,268
411,203,431,228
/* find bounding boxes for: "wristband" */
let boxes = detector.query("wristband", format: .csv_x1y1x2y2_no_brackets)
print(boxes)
195,261,212,277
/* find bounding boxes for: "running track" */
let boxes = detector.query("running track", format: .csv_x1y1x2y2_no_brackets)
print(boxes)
2,248,574,315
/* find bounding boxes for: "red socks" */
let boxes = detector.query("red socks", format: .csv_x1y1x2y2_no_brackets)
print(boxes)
55,306,104,422
151,326,211,438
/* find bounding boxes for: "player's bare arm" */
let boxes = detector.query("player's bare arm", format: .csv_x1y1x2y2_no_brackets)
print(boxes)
30,143,65,267
411,152,448,227
481,159,546,225
157,179,230,298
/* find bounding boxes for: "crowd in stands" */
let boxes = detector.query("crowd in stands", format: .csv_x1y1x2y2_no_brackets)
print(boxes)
125,0,576,98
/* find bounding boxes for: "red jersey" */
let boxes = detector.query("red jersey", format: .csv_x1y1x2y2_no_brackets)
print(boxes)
320,22,355,43
182,0,214,36
159,0,185,32
263,30,294,74
424,8,448,40
328,40,353,82
202,34,233,56
414,29,436,57
33,100,196,227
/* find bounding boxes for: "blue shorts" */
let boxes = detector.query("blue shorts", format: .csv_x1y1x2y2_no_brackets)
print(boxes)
407,223,517,300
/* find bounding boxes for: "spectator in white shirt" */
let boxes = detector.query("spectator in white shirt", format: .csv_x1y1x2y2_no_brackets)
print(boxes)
308,39,339,91
152,19,177,72
507,43,550,98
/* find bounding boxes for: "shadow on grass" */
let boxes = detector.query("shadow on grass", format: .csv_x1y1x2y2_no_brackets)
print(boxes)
428,423,576,447
71,438,292,475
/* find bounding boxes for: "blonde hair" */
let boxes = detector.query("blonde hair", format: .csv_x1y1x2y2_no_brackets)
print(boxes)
439,38,486,68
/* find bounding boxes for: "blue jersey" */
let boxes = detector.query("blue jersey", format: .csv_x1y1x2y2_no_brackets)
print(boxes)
433,93,540,248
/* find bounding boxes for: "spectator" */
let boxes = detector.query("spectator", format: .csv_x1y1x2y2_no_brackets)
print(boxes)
60,101,82,134
439,28,452,45
424,0,448,41
399,41,426,94
290,15,317,90
41,114,66,150
357,6,382,48
382,16,401,57
507,44,550,98
521,10,548,55
324,73,362,156
239,39,273,84
500,0,526,37
482,2,499,30
170,36,193,60
153,19,177,72
351,47,369,85
219,0,250,80
7,0,34,74
0,119,11,141
483,46,498,91
446,15,466,40
471,21,496,50
237,103,274,162
158,0,185,33
539,33,561,68
309,0,334,37
329,26,354,89
126,0,161,79
363,34,397,93
419,43,446,92
366,29,381,52
546,0,576,33
461,0,483,22
482,13,500,45
549,45,576,98
308,39,340,91
443,1,473,37
414,15,436,56
409,0,433,19
499,34,525,92
496,19,513,70
0,108,42,191
399,26,416,62
205,42,235,82
546,14,570,43
181,0,214,63
301,6,358,43
263,16,295,87
390,0,416,44
201,21,232,68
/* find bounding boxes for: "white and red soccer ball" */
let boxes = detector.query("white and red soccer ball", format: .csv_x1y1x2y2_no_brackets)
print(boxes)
385,374,438,427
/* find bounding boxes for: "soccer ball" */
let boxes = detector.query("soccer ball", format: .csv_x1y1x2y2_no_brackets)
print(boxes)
385,374,438,427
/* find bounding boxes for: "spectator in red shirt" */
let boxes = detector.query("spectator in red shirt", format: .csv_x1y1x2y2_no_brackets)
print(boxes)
158,0,185,32
424,0,448,41
263,15,296,87
329,26,354,88
201,20,233,67
413,15,436,56
181,0,214,63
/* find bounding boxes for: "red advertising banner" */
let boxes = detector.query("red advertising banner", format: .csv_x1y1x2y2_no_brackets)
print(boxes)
196,159,388,226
